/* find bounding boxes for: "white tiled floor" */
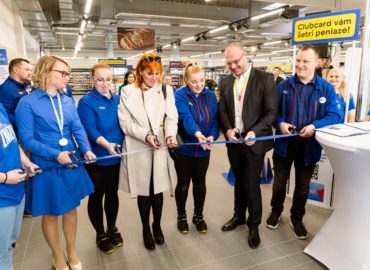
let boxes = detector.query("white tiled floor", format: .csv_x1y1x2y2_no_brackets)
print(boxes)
13,143,332,270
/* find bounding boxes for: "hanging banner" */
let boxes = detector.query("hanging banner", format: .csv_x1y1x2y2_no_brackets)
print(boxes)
117,27,155,50
292,9,361,45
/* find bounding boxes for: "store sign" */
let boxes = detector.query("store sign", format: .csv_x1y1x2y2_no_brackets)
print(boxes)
98,58,127,67
292,9,360,45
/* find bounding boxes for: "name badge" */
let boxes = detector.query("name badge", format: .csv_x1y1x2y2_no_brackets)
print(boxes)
98,106,106,110
18,91,24,95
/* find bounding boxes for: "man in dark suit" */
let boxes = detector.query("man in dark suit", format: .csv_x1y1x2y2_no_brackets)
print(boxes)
218,42,278,249
272,66,284,86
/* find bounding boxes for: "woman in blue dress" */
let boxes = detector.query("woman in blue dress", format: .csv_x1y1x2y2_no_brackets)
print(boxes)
0,103,38,270
78,63,124,254
327,68,355,123
16,55,95,270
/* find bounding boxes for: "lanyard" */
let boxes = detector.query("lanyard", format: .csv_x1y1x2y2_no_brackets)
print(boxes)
49,93,64,139
233,75,249,102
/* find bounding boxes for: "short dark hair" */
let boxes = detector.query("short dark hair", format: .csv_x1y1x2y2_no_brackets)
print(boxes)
273,66,281,71
9,58,30,74
299,44,320,58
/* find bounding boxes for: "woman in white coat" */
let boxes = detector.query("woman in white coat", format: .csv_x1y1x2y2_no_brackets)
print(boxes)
118,52,178,250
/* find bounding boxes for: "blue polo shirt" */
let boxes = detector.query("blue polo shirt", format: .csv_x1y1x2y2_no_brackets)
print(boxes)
294,76,316,131
77,89,124,166
0,76,30,133
0,104,23,207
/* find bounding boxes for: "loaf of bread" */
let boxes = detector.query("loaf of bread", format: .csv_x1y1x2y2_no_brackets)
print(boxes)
118,28,155,50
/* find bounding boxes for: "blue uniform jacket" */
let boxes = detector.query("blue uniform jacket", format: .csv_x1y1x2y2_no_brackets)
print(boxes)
0,76,30,132
77,89,124,166
175,86,219,157
0,104,23,207
337,94,355,123
274,75,341,164
15,88,91,167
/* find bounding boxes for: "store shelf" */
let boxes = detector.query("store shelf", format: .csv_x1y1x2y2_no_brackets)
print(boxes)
70,68,92,95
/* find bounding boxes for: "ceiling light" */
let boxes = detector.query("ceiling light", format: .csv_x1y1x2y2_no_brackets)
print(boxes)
250,46,257,52
262,3,287,11
181,36,195,43
121,20,149,25
253,58,268,62
162,44,171,49
273,48,295,53
80,19,87,33
209,25,228,34
262,40,282,46
250,8,285,21
150,22,171,26
84,0,93,15
179,23,200,28
342,41,360,45
255,52,278,57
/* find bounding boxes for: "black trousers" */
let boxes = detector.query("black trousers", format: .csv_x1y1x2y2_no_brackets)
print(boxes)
227,144,265,229
85,164,120,235
174,153,210,216
270,138,316,221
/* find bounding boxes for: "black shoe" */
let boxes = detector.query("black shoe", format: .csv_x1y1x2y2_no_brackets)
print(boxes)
96,233,115,254
152,224,165,245
143,230,155,250
107,227,123,247
221,215,245,231
12,242,16,248
265,212,281,229
248,228,260,249
23,210,32,218
177,215,189,234
290,220,308,240
192,214,207,233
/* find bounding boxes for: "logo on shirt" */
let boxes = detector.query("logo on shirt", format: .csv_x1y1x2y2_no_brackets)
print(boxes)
18,91,24,95
0,124,17,149
188,102,193,106
283,90,288,94
98,106,106,110
319,97,326,104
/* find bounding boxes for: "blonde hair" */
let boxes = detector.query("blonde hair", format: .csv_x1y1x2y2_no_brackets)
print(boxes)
184,64,204,85
92,63,111,77
32,55,70,90
327,68,348,100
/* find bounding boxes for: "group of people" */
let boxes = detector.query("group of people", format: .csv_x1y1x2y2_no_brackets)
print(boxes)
0,41,363,270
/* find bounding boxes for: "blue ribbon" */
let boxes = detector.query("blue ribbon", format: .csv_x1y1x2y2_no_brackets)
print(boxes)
26,133,298,173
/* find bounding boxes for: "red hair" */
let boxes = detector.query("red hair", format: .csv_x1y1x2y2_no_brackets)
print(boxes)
135,52,163,87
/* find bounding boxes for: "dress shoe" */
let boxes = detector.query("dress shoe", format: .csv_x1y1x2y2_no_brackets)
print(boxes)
65,251,82,270
143,230,155,250
248,228,260,249
152,224,165,245
221,215,246,231
52,258,69,270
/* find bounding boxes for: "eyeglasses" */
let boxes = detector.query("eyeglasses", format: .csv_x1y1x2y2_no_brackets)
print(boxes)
226,52,245,67
144,56,161,63
52,69,71,78
94,77,113,84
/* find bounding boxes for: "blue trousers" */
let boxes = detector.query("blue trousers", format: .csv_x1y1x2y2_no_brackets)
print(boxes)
0,196,25,270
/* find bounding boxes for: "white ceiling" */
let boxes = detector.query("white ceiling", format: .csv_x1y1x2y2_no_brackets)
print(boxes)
14,0,366,62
